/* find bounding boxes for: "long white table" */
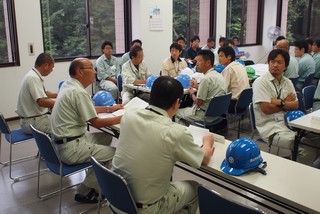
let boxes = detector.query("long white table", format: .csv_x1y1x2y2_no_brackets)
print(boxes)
288,109,320,161
123,84,194,95
185,139,320,213
246,63,268,77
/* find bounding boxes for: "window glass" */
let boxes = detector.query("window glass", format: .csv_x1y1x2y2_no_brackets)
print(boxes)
41,0,126,59
0,0,19,65
226,0,263,45
285,0,308,41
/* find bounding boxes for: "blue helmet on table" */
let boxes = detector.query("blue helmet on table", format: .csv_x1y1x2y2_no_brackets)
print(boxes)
58,80,65,89
236,59,245,65
214,64,225,73
176,73,191,88
285,110,305,131
220,138,266,176
92,91,115,106
146,75,158,89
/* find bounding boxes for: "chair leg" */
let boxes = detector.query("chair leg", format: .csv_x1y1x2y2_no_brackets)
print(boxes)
237,117,241,138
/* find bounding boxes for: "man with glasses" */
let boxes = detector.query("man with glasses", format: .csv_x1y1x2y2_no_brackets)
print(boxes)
51,58,123,203
112,76,214,213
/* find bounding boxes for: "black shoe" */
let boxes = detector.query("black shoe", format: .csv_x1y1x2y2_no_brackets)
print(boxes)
75,189,103,204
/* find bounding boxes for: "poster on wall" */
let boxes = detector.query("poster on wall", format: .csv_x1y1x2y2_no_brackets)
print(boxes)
149,6,163,31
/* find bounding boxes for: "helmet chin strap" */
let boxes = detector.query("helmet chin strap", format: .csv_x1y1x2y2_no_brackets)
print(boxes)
249,161,267,175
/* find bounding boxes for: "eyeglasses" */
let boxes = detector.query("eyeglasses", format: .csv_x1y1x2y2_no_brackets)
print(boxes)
80,67,93,70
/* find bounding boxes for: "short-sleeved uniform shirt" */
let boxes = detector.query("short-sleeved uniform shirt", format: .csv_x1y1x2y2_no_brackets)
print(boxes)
313,52,320,79
16,68,48,117
252,71,296,139
161,56,188,77
96,54,120,80
221,61,250,99
283,55,299,79
112,105,204,204
51,78,97,139
298,53,315,82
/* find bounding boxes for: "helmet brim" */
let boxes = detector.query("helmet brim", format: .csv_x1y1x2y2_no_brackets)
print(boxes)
220,158,263,176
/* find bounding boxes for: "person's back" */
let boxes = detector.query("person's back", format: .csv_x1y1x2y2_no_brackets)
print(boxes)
113,76,214,213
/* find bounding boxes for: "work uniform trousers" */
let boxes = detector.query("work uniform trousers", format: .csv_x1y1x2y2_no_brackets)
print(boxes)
20,114,51,134
100,79,119,100
56,132,114,194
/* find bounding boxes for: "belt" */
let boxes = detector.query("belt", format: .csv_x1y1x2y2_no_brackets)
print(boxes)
19,112,49,119
54,135,83,145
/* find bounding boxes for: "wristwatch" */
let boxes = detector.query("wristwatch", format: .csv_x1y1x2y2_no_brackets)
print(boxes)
279,99,286,107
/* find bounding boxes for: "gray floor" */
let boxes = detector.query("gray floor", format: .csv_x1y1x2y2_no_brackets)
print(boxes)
0,116,285,214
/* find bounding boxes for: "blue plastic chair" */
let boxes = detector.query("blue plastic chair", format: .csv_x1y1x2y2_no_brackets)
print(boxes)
30,125,91,214
228,88,253,138
303,73,315,88
302,85,316,113
193,93,232,129
198,185,265,214
0,112,36,181
296,92,306,113
289,77,298,89
90,156,138,214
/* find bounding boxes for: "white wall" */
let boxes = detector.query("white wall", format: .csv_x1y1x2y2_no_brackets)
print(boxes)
0,0,277,118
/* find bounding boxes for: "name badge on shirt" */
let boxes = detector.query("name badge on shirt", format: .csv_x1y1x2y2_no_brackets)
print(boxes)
274,112,284,121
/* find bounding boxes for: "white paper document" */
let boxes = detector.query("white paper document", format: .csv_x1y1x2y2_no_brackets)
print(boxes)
187,125,225,147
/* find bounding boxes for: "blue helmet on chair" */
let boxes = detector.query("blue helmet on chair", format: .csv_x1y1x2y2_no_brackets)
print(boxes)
220,138,265,176
285,110,305,131
92,91,115,106
214,64,225,73
176,74,191,88
146,75,158,89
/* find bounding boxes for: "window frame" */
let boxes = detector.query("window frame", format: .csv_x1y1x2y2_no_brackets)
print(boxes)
40,0,132,62
0,0,20,67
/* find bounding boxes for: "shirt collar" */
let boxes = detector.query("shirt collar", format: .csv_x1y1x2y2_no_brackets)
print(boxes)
170,56,182,63
148,105,170,118
32,68,44,81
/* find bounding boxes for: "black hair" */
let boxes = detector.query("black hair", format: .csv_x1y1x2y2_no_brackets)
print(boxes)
129,46,143,59
232,36,239,41
306,37,314,46
275,36,286,43
170,42,182,52
314,40,320,47
131,39,142,46
218,46,236,62
267,49,290,68
294,40,309,53
219,37,227,43
69,59,83,77
197,50,214,65
190,35,200,43
149,76,183,110
101,41,113,50
34,53,54,67
207,37,215,43
175,36,185,43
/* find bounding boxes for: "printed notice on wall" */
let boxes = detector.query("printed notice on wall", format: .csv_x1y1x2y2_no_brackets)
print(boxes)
149,6,163,31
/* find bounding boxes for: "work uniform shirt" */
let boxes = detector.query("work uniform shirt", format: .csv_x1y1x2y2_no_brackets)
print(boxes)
252,71,296,139
313,52,320,79
16,68,48,117
186,47,201,60
313,81,320,111
120,52,130,67
161,56,188,77
122,60,149,93
283,55,299,79
96,54,120,81
297,53,315,82
221,61,250,100
112,105,203,205
51,78,97,139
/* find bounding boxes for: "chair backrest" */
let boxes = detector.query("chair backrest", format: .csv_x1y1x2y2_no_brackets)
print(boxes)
289,77,299,88
205,92,232,118
296,91,306,113
303,73,315,88
90,157,137,214
198,185,265,214
117,75,123,93
235,88,253,113
0,112,11,135
302,85,316,111
30,125,61,166
249,102,256,130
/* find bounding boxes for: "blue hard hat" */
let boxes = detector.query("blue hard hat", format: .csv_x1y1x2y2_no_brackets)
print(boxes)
146,75,158,89
214,64,225,73
285,110,305,131
236,59,245,65
58,81,65,89
220,138,264,176
92,91,115,106
176,73,191,88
